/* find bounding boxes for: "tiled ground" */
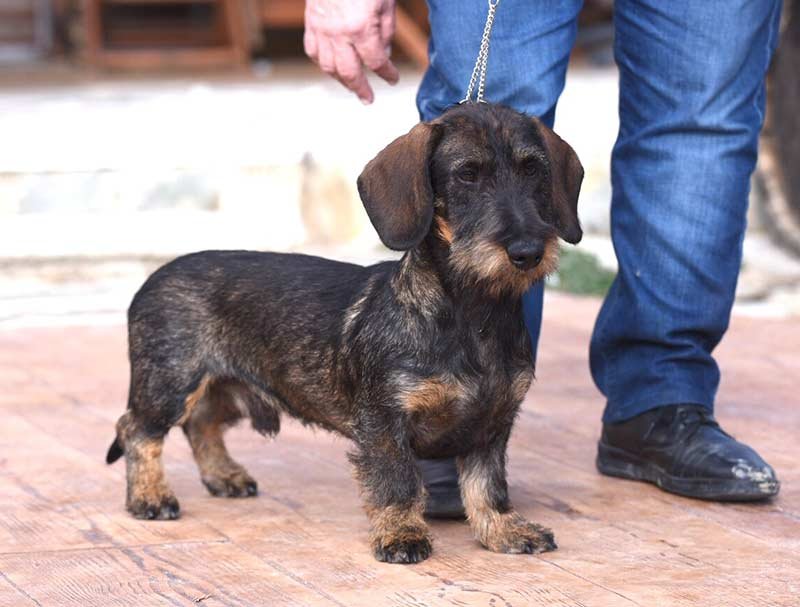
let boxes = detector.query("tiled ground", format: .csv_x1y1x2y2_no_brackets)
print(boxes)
0,292,797,606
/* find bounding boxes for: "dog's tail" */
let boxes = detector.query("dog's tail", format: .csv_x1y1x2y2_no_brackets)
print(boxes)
106,436,124,464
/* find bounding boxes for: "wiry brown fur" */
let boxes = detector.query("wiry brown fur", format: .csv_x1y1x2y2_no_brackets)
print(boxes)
176,374,211,425
116,412,179,520
435,215,455,245
401,376,469,416
183,387,258,497
459,453,555,553
368,502,432,564
449,236,560,299
106,103,583,563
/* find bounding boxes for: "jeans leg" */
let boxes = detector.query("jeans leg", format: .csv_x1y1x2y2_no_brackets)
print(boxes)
591,0,782,424
417,0,583,358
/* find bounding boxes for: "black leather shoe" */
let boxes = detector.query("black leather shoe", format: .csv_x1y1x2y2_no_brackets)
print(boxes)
418,458,465,519
597,404,780,501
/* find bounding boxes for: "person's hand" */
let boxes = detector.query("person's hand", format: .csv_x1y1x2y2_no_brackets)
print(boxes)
304,0,399,104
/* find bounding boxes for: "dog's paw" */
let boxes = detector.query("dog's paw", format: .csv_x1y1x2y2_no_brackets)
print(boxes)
487,519,557,554
128,494,181,520
374,534,433,564
202,471,258,498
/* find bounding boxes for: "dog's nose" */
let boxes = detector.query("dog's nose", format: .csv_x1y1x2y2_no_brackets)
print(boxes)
506,241,544,270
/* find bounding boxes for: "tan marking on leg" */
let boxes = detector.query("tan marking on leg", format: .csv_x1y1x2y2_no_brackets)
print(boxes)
459,461,504,547
367,501,432,558
459,460,555,553
183,395,257,497
127,438,168,504
123,432,179,519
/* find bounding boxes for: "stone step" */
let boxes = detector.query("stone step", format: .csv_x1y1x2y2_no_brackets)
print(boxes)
0,162,380,259
0,64,619,262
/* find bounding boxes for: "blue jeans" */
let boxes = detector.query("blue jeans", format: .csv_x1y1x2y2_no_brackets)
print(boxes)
417,0,781,423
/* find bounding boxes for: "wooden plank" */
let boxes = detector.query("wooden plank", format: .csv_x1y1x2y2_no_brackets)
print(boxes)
0,325,128,411
0,572,38,607
504,459,799,606
183,417,800,606
233,533,618,607
0,542,343,607
0,294,798,605
0,501,227,556
0,415,227,555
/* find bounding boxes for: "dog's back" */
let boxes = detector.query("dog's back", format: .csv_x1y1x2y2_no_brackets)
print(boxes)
125,250,387,437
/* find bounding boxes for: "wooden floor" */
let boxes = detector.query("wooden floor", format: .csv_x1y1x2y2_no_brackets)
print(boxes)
0,293,798,607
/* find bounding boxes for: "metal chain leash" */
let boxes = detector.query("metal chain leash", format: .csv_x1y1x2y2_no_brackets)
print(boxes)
462,0,500,104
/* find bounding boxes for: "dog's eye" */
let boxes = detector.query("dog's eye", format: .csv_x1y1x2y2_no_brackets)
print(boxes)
457,165,479,184
522,158,540,178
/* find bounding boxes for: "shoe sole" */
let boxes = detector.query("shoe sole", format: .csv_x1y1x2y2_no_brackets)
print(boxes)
597,442,780,502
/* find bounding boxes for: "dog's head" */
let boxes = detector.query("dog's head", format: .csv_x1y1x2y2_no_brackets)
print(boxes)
357,103,583,296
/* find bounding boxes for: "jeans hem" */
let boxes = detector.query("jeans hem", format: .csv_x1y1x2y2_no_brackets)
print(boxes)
602,390,714,424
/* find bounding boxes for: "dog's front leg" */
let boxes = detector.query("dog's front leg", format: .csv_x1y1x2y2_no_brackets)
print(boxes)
458,440,557,554
349,437,432,564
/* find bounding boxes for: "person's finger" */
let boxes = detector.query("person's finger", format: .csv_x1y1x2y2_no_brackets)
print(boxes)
353,30,399,85
372,56,399,85
333,42,374,104
316,36,337,75
303,28,319,61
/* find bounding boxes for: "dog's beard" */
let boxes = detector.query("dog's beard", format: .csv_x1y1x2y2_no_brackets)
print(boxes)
447,236,559,299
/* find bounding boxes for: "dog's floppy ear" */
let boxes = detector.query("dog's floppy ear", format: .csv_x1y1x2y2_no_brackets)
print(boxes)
534,119,584,244
357,122,443,250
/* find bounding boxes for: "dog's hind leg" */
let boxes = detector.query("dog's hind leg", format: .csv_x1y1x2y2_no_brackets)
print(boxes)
115,410,180,520
111,362,213,519
183,380,273,498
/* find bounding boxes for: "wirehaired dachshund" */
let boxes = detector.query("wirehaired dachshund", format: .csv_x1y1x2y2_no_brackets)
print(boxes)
106,102,583,564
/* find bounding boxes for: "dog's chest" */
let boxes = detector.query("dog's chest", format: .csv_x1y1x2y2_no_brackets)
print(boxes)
398,365,533,455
